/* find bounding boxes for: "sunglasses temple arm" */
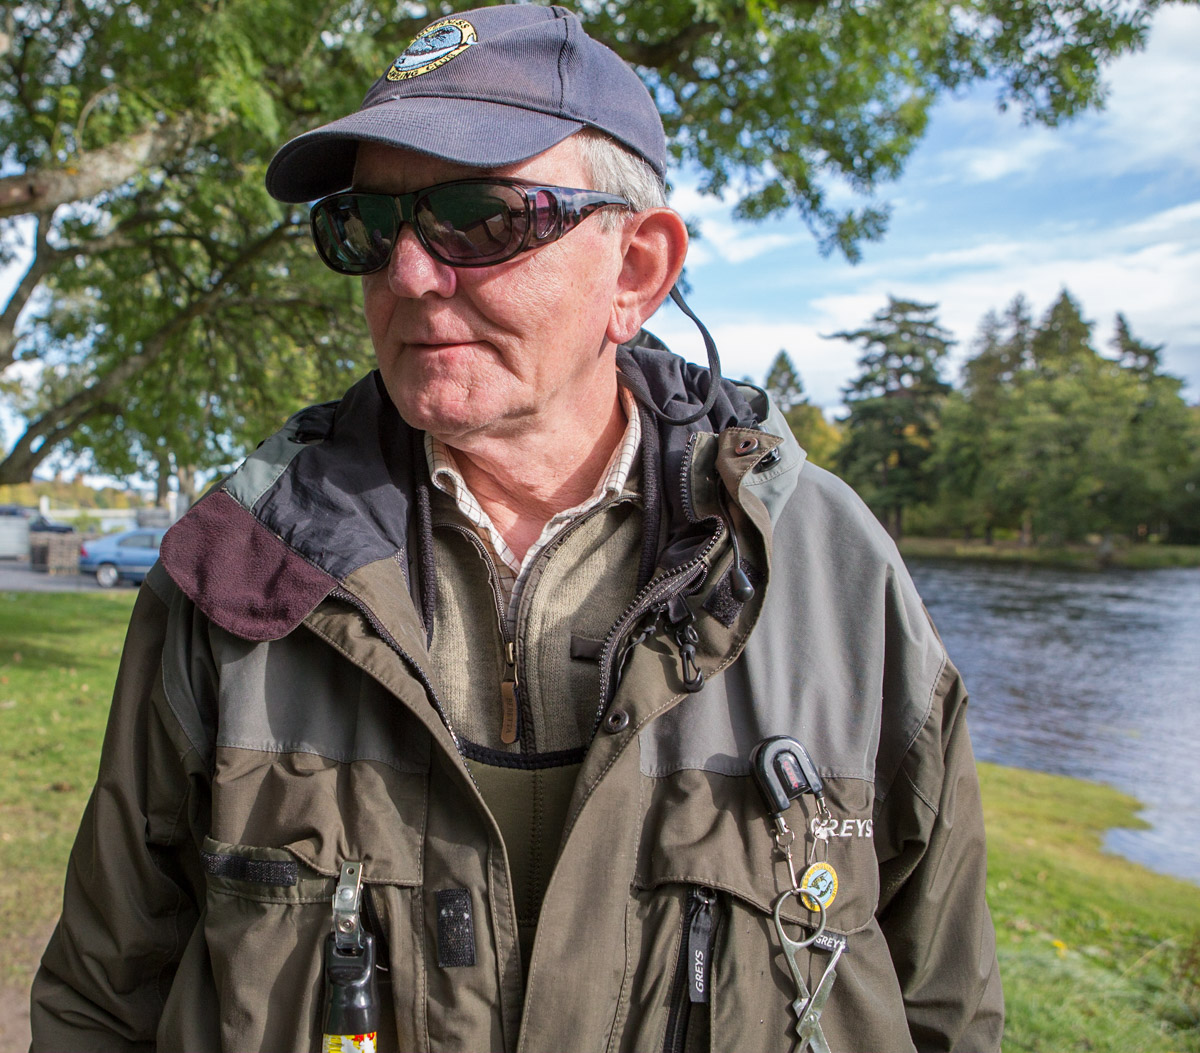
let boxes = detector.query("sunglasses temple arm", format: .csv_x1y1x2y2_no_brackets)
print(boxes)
546,189,627,241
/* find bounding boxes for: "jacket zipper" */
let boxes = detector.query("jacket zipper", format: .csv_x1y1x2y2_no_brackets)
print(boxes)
593,538,726,730
593,555,709,730
662,886,719,1053
593,433,732,731
328,585,469,763
447,499,642,748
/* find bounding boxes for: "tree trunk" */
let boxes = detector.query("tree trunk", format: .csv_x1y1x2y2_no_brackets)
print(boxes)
154,450,171,508
175,465,199,514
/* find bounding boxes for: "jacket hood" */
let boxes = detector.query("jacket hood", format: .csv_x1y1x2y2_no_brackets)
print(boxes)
160,342,802,643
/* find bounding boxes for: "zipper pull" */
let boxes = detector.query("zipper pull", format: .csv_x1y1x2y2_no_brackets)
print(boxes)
500,641,520,744
688,887,717,1003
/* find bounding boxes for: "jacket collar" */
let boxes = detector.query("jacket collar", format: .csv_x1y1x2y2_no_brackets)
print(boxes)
160,342,800,642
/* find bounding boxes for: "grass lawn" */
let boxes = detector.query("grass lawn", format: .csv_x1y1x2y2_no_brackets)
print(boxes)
1,591,1197,1050
980,764,1200,1051
0,589,137,986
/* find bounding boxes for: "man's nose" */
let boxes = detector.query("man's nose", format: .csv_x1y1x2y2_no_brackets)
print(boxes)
385,223,456,298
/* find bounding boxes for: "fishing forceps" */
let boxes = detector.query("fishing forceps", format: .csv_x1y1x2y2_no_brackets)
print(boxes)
771,887,845,1053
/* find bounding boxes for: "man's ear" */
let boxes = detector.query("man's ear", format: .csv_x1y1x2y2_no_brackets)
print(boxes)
607,208,689,346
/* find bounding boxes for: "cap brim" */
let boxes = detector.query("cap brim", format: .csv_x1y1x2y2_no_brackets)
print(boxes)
265,98,585,203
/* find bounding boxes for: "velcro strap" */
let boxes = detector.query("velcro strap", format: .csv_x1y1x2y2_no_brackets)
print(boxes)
436,888,476,968
201,851,298,887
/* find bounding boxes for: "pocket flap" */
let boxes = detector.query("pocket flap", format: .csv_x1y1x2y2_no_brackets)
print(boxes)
201,836,334,903
210,748,427,884
633,768,878,934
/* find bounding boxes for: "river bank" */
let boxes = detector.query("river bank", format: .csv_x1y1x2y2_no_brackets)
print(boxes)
979,763,1199,1051
907,557,1200,885
899,535,1200,569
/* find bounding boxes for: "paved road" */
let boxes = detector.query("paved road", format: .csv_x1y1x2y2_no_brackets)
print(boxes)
0,559,104,592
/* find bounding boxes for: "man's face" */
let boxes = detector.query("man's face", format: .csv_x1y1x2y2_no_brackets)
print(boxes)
354,137,627,449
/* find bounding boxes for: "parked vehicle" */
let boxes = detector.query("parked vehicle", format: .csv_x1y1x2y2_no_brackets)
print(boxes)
29,515,76,534
78,528,166,588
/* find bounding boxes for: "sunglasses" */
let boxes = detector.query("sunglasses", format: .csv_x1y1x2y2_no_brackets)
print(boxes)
309,178,630,274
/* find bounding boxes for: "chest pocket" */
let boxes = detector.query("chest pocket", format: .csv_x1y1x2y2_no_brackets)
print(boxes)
613,768,878,1053
195,619,432,876
197,839,422,1052
187,625,434,1050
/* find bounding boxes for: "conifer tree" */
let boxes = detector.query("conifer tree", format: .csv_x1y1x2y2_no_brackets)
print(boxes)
761,350,842,468
763,351,806,413
832,297,952,538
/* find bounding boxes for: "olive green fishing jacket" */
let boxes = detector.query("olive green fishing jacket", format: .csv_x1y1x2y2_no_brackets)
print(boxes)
31,347,1003,1052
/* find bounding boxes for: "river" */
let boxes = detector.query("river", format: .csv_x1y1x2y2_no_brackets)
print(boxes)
907,558,1200,885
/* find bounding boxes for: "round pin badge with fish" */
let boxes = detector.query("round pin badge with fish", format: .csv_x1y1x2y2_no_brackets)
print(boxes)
387,19,477,81
799,861,838,911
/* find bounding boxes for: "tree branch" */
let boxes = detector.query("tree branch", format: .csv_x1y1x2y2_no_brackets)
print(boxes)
0,112,225,220
0,213,58,369
0,221,289,484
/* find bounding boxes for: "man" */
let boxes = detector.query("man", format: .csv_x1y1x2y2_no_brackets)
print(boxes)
31,5,1003,1051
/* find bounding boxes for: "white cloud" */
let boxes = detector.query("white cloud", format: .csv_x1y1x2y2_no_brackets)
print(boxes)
906,6,1200,192
694,220,808,265
906,240,1030,271
646,313,860,411
1117,199,1200,240
858,196,1200,282
670,181,812,266
1091,5,1200,174
672,10,1200,283
668,190,1200,409
809,222,1200,396
942,132,1062,185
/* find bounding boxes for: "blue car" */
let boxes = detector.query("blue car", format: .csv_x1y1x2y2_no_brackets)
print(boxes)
78,528,167,588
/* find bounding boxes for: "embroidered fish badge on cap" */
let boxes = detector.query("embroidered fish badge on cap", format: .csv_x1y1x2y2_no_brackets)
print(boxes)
386,18,477,81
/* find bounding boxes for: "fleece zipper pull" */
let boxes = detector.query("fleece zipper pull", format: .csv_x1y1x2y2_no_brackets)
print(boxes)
500,641,520,744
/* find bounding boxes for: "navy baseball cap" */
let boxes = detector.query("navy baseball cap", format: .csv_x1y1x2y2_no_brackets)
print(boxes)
265,4,666,203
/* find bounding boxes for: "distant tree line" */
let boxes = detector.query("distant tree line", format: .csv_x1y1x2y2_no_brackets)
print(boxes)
763,290,1200,545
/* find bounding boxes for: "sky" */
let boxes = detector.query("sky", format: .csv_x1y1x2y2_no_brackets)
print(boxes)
648,3,1200,414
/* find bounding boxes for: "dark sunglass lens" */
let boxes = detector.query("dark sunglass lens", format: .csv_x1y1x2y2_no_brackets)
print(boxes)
417,183,528,263
312,195,396,274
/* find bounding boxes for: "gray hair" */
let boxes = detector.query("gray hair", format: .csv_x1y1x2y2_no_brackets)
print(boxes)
574,127,668,229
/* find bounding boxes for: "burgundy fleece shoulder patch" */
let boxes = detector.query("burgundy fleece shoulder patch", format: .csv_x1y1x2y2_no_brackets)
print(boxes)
160,489,337,641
